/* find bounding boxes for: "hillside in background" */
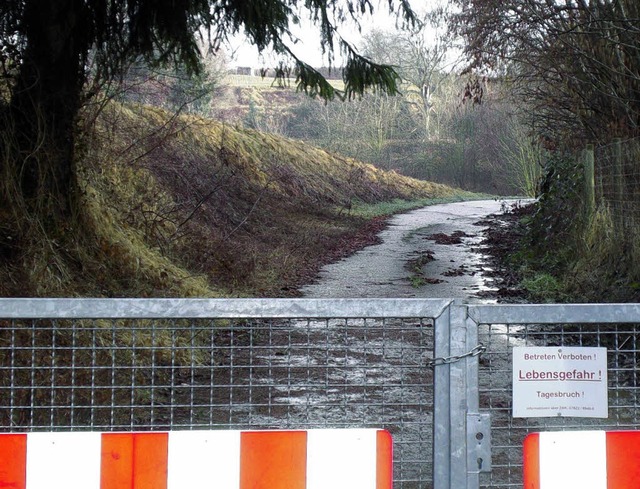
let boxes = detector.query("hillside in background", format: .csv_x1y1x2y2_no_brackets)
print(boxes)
203,74,541,197
1,100,471,298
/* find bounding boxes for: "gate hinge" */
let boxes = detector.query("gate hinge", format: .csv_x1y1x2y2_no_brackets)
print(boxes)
467,412,492,473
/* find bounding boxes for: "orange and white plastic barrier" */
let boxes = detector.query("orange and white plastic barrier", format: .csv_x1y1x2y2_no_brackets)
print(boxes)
523,431,640,488
0,429,392,489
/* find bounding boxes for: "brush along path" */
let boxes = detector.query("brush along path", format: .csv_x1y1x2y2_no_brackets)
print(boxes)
301,199,526,301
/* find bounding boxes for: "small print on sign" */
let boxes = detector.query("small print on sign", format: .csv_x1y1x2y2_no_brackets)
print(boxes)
512,346,608,418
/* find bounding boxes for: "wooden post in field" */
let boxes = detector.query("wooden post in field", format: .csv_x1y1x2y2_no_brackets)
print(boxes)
613,138,623,229
584,144,595,219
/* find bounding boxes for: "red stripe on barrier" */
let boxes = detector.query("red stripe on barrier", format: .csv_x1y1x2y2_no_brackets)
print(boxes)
606,431,640,488
101,433,168,489
0,434,27,489
2,429,391,489
240,431,307,489
376,430,393,489
523,433,540,489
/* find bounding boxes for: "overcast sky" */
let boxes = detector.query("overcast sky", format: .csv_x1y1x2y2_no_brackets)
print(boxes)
225,4,418,68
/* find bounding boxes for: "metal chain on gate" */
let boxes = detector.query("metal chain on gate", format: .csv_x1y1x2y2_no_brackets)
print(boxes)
427,343,486,368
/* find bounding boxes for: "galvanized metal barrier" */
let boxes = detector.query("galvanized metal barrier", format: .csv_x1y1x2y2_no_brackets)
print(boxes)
436,303,640,489
0,298,449,489
2,299,640,489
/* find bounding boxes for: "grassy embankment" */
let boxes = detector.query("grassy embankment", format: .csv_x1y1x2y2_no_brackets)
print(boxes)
1,98,476,298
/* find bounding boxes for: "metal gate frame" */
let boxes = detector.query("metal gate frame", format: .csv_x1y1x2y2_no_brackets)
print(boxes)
4,299,640,489
434,302,640,489
0,297,450,488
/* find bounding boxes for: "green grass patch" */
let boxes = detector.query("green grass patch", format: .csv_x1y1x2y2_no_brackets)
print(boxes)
521,273,566,302
348,194,491,219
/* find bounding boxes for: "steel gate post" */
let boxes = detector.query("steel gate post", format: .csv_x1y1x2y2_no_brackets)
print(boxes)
449,303,469,488
433,304,451,489
433,303,490,489
464,308,491,488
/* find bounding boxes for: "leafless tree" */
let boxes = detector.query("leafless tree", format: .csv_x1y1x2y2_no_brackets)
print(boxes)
450,0,640,145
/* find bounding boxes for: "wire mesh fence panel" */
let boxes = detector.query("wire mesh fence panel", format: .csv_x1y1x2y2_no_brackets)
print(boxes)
477,321,640,489
0,312,436,489
596,137,640,227
594,137,640,283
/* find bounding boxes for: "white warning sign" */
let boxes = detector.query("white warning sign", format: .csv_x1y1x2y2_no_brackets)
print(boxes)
512,346,608,418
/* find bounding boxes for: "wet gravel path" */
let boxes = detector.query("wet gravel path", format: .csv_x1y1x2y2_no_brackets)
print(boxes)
301,199,524,301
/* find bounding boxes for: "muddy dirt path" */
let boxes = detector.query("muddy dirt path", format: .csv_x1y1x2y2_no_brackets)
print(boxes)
301,199,524,301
